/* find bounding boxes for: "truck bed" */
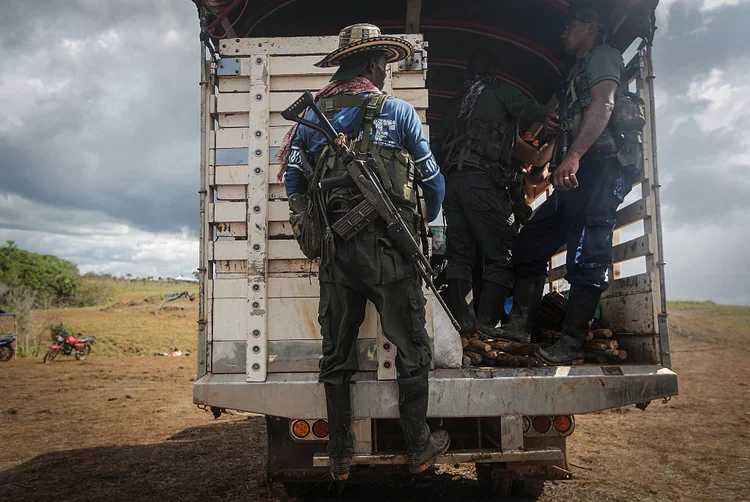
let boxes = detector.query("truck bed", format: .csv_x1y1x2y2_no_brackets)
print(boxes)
194,365,677,419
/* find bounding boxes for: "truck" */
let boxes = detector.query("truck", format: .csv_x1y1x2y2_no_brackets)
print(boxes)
191,0,677,496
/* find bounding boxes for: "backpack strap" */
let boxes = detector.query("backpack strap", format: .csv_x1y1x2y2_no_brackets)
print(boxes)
358,93,389,154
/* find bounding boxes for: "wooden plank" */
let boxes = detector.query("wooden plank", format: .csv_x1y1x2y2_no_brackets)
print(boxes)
601,273,653,300
269,183,286,200
615,199,649,229
215,165,249,185
392,88,429,109
219,34,423,58
218,112,249,128
211,240,247,261
611,234,652,264
392,72,426,89
218,77,250,93
548,264,566,283
211,278,247,299
271,74,332,92
215,260,246,277
268,276,320,298
268,200,289,222
217,93,250,114
269,240,306,260
211,202,246,223
216,128,251,149
269,108,427,128
267,298,379,340
600,292,656,334
213,298,247,341
270,55,336,76
215,222,247,238
268,259,318,274
268,221,293,237
216,185,246,201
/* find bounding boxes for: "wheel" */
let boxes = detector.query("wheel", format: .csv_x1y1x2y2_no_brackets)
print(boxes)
0,346,12,362
511,479,545,499
43,349,59,363
476,463,513,497
76,345,91,361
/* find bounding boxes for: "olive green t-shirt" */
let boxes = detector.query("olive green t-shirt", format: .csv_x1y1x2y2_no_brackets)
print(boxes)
442,82,548,133
568,44,627,161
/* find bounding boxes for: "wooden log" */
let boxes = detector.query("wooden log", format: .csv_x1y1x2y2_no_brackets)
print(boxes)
617,349,628,360
585,340,619,351
463,350,483,365
461,337,470,349
468,339,492,353
492,352,541,368
462,355,473,366
488,340,538,356
589,329,613,339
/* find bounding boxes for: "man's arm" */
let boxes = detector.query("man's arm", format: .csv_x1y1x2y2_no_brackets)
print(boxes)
397,99,445,222
283,135,310,196
552,80,617,190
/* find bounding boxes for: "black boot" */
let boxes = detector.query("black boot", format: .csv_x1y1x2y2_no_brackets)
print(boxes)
324,383,355,481
475,281,510,335
538,285,601,365
398,374,451,474
447,279,476,336
499,276,546,344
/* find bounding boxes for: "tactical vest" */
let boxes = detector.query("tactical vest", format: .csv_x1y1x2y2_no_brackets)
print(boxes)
442,110,518,186
565,44,644,171
314,93,418,224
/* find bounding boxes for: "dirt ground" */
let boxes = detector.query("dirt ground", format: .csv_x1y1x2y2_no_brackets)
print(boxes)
1,310,748,502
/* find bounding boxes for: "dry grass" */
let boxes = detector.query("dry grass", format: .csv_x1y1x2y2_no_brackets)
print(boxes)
31,280,199,357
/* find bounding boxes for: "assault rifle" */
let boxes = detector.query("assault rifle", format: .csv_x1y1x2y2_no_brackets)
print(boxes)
282,91,461,331
549,88,570,175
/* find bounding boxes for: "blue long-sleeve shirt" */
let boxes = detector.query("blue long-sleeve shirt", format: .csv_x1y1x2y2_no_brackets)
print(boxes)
283,92,445,222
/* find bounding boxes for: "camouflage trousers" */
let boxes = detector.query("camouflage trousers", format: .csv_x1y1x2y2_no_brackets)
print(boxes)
317,220,431,386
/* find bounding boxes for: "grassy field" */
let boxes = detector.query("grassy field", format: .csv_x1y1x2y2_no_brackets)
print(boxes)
668,301,750,335
31,278,199,357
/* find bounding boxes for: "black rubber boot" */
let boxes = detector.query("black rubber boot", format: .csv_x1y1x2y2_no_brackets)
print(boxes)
324,383,355,481
447,279,477,336
538,285,601,365
398,374,451,474
499,276,546,344
475,281,510,335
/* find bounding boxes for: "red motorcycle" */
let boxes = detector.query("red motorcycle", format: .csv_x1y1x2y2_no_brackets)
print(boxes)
43,332,96,362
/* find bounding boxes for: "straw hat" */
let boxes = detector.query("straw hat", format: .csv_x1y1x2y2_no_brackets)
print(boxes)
315,23,413,68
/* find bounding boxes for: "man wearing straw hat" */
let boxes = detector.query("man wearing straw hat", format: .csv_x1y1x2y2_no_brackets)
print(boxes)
278,23,448,481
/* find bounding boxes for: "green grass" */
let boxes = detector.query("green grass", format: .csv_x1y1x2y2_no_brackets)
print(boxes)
31,279,200,357
668,301,750,335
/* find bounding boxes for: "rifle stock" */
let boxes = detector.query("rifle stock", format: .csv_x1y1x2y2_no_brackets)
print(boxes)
282,92,461,332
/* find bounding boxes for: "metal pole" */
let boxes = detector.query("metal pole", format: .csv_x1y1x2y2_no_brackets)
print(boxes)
197,41,210,378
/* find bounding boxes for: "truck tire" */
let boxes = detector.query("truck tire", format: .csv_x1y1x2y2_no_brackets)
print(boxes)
475,463,512,497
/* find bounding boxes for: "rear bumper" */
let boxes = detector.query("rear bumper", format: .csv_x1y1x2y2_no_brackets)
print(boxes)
193,365,678,419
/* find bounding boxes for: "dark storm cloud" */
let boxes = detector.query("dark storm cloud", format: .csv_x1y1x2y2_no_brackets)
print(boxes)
0,0,201,234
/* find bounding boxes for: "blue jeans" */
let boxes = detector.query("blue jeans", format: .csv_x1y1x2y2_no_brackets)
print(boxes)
513,157,632,292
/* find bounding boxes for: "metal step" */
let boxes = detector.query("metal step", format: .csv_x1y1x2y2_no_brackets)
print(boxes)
312,447,564,467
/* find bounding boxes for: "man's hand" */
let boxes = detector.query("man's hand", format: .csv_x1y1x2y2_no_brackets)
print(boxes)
544,111,560,136
552,154,581,191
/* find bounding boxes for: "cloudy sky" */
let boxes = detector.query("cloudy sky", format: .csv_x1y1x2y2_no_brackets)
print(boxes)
1,0,749,304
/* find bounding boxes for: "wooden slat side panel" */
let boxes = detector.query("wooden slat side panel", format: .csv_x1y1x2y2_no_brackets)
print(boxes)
599,292,656,334
267,298,379,340
601,273,654,300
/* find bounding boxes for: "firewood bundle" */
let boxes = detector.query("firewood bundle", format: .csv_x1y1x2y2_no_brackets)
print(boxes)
540,328,628,363
461,334,540,368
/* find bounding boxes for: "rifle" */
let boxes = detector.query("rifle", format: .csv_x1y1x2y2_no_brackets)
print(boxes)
548,88,570,175
282,91,461,331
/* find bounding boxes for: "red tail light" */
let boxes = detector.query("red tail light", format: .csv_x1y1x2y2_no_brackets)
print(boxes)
312,420,329,439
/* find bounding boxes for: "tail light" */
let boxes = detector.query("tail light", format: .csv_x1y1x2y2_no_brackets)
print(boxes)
291,420,310,439
553,415,573,433
531,415,551,434
312,420,329,439
523,415,575,437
